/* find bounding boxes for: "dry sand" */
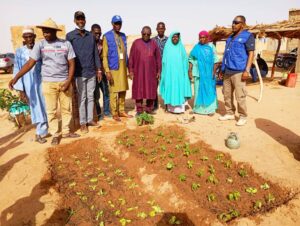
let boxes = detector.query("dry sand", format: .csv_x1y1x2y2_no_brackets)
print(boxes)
0,72,300,225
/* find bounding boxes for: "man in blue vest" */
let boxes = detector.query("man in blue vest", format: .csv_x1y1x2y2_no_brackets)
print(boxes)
102,15,132,121
219,15,255,126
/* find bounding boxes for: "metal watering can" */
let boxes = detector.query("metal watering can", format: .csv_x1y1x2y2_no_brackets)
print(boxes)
225,132,240,149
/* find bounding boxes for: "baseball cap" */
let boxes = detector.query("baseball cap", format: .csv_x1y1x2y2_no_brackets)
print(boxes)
74,11,85,19
111,15,122,23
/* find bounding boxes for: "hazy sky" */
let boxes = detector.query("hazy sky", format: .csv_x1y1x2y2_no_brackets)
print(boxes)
1,0,300,52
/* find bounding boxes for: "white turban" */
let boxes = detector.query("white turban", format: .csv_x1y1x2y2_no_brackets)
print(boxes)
22,27,34,34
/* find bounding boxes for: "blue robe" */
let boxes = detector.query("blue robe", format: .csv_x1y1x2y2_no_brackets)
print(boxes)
13,46,48,132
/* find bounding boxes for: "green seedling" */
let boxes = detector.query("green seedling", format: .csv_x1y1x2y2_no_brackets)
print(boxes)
137,212,147,219
89,185,97,190
138,147,148,155
207,193,216,202
90,205,95,211
140,134,145,141
238,169,248,177
115,169,125,176
175,144,182,150
228,191,241,201
191,182,200,191
148,157,157,163
207,174,218,184
196,168,204,178
224,160,232,168
178,174,187,182
168,153,175,158
226,177,233,184
157,131,164,137
149,204,163,217
114,209,121,216
117,139,123,144
129,182,139,189
68,181,76,188
245,187,257,195
208,164,215,174
99,222,105,226
90,177,98,183
218,209,240,222
260,183,270,190
119,218,131,226
127,206,138,211
118,197,126,205
151,149,158,156
125,139,134,147
169,215,181,225
254,200,263,210
215,153,224,161
98,172,105,177
166,161,175,170
66,208,76,223
201,156,209,161
160,145,166,151
183,143,191,156
108,200,115,208
187,160,194,169
95,210,104,221
265,193,275,204
98,188,107,196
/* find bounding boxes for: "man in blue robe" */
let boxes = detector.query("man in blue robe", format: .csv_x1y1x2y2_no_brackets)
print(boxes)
13,27,48,143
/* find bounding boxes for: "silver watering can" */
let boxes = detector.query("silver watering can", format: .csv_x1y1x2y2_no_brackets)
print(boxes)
225,132,240,149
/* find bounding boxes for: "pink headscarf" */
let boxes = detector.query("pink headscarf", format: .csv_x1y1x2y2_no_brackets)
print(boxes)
199,30,211,42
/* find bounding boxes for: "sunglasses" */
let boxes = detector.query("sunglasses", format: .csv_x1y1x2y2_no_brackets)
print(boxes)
142,33,151,36
232,20,243,25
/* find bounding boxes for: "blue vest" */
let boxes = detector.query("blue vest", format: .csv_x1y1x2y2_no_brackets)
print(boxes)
221,30,252,72
104,30,128,70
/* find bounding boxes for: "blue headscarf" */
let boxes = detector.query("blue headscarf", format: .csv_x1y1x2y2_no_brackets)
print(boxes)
160,31,192,106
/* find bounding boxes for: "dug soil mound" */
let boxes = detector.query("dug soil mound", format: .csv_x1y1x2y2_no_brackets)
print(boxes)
47,125,296,225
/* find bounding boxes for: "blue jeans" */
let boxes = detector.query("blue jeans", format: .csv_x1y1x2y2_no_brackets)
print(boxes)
94,74,111,117
36,121,48,136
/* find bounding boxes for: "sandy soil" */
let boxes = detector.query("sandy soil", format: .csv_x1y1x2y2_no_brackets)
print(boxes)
0,72,300,226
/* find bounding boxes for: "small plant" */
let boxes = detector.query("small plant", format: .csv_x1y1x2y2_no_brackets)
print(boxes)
245,187,257,195
208,164,215,174
253,200,263,210
207,193,216,202
0,88,22,112
191,182,200,191
169,215,181,225
218,209,240,222
207,174,218,184
226,177,233,184
265,193,275,204
196,168,204,178
224,160,232,168
187,160,194,169
166,161,175,170
136,112,154,126
227,191,241,201
238,169,248,177
168,153,175,158
201,156,209,161
260,183,270,190
178,174,187,182
215,153,224,161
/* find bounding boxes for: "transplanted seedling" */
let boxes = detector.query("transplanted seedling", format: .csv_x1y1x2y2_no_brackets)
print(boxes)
166,161,175,170
119,218,131,226
227,191,241,201
169,215,181,225
207,174,218,184
191,182,201,191
218,209,240,222
178,174,187,182
137,212,148,219
253,200,263,210
265,193,275,204
187,160,194,169
201,156,209,161
208,164,215,174
224,160,232,168
245,187,258,195
196,168,204,178
226,177,233,184
238,169,248,177
207,193,216,202
260,183,270,190
215,153,224,161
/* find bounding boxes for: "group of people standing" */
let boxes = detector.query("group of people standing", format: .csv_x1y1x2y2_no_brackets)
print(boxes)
9,12,254,146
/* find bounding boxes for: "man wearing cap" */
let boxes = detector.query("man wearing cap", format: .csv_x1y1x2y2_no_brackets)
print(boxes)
13,27,48,144
66,11,101,133
9,18,80,145
103,15,132,122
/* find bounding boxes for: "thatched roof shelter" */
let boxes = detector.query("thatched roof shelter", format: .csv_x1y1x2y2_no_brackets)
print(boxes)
209,19,300,78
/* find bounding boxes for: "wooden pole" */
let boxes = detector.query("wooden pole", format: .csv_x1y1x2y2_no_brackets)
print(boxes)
271,34,282,79
295,39,300,75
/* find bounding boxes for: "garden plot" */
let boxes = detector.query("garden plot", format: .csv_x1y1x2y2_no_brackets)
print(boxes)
48,125,295,225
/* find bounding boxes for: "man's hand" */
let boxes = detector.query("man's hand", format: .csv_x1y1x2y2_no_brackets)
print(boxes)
106,72,112,81
8,78,17,90
19,91,28,103
60,80,71,92
156,72,161,80
97,71,102,82
188,70,193,81
129,72,134,80
241,71,249,82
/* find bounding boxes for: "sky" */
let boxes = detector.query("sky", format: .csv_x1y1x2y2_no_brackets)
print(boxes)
1,0,300,53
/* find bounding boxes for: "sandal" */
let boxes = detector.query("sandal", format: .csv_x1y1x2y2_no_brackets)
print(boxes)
51,137,60,146
35,135,47,144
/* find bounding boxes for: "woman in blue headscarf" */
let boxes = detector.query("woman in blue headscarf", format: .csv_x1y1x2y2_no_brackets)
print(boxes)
188,30,219,116
160,31,192,113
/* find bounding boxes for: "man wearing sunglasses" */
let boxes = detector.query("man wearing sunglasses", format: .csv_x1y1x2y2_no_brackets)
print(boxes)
12,27,48,144
102,15,132,121
129,26,161,116
219,15,255,126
